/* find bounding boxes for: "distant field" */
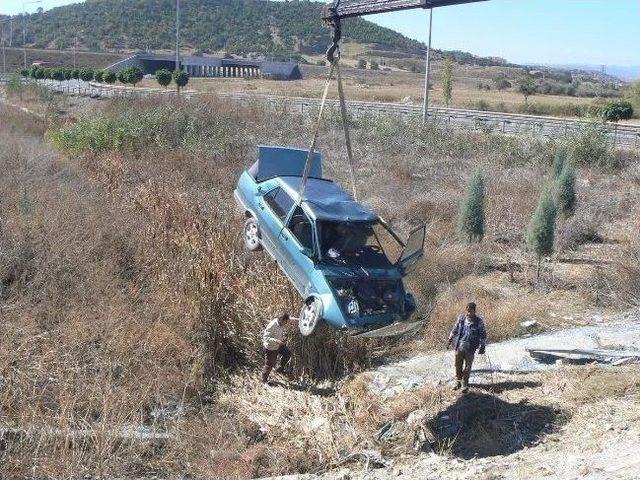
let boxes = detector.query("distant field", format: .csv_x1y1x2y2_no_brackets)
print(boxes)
139,63,603,119
1,47,125,72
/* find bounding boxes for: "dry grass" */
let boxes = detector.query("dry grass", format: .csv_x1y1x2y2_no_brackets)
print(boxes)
1,88,639,477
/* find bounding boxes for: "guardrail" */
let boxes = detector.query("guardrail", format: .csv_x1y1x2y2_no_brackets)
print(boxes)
217,92,640,149
4,76,640,148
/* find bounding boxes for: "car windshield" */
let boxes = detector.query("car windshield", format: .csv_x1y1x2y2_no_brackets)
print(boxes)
319,221,398,268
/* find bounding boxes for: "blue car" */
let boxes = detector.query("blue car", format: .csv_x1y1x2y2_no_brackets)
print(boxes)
234,146,426,337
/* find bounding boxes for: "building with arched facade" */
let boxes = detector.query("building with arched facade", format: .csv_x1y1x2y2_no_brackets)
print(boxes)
108,53,302,81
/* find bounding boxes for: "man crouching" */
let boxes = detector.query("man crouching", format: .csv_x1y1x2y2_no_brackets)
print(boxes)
447,302,487,393
262,313,292,384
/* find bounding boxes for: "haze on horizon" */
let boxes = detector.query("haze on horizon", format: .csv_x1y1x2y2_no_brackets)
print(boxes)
1,0,638,70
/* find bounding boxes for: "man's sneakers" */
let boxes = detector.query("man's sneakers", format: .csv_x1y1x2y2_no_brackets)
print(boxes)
452,382,462,391
461,385,469,394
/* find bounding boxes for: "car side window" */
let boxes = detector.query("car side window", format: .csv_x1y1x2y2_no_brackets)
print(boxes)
264,187,294,222
288,207,314,251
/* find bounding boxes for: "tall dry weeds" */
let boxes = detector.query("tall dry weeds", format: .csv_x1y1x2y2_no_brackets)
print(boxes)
2,91,639,477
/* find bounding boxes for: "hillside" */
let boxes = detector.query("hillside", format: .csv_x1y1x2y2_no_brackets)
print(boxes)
1,0,425,60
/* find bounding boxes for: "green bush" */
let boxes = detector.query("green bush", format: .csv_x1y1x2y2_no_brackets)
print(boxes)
94,70,104,83
51,68,66,82
566,123,615,169
117,66,144,86
79,67,95,82
103,70,117,84
601,101,634,122
50,99,239,155
155,68,173,88
173,69,189,92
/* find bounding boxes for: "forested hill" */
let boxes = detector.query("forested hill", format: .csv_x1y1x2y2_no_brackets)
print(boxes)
6,0,425,60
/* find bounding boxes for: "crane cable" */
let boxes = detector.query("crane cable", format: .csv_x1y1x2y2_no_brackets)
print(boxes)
298,43,358,203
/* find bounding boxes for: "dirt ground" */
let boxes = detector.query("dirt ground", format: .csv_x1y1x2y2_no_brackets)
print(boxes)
259,310,640,480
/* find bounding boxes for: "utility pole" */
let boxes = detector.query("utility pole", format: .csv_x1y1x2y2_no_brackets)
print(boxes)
2,24,6,75
422,8,433,125
73,36,77,68
22,1,42,69
175,0,180,71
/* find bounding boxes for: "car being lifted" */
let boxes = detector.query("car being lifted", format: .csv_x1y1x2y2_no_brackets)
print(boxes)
234,145,426,337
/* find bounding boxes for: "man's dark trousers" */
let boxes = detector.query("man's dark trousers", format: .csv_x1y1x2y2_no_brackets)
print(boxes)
455,349,474,387
262,345,292,383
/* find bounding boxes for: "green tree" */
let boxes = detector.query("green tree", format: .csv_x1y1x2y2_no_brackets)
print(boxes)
173,69,189,93
72,68,80,80
19,68,30,77
94,70,104,83
127,66,143,87
63,68,73,81
116,68,128,84
357,58,367,69
370,60,379,71
155,68,173,88
34,67,46,81
458,170,485,243
552,146,568,178
42,68,53,80
79,67,95,82
526,186,557,280
601,101,634,123
555,161,576,218
51,67,65,81
517,76,537,104
103,70,117,85
441,58,454,106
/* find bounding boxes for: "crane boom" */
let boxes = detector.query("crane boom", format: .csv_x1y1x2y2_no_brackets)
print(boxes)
322,0,487,21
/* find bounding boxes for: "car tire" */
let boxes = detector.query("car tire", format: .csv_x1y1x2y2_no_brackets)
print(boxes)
243,217,263,252
299,297,323,337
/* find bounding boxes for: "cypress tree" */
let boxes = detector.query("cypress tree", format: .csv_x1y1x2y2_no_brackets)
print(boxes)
526,186,557,279
552,146,568,178
458,170,485,243
556,161,576,217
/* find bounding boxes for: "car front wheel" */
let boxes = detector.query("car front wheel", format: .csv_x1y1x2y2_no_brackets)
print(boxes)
243,217,262,252
299,297,323,336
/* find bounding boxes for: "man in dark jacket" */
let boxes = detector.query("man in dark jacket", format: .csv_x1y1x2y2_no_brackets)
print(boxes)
448,302,487,393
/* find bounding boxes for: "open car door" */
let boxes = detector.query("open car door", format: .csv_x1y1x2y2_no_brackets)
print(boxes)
396,225,426,275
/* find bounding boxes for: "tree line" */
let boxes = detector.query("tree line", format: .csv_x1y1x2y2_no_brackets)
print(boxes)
5,0,424,61
19,65,190,92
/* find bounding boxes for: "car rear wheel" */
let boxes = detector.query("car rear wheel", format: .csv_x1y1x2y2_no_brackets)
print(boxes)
243,217,262,252
299,297,322,336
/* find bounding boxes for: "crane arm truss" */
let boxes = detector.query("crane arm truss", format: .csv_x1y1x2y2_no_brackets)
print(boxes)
322,0,487,21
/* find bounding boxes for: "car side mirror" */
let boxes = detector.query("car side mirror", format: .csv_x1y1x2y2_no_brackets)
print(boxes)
301,247,314,258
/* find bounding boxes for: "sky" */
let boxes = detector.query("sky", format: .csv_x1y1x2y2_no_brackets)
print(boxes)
0,0,638,67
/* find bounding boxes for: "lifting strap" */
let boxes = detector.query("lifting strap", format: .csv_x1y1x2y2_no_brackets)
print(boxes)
297,51,358,204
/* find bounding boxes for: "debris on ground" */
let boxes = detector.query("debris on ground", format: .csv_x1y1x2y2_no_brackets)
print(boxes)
527,347,640,365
